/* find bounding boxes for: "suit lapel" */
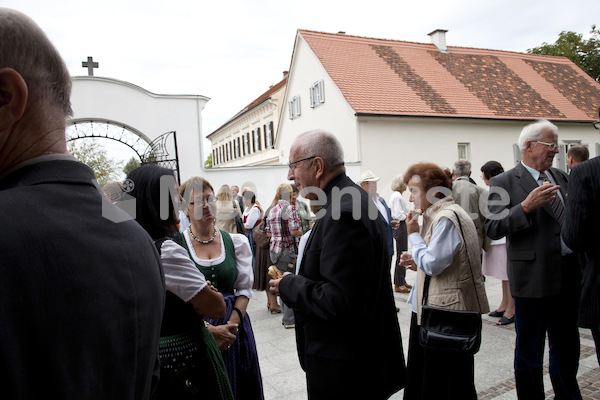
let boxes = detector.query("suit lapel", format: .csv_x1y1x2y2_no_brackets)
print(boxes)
515,163,555,219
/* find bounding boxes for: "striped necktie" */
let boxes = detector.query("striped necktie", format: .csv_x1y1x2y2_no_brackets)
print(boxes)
538,171,565,225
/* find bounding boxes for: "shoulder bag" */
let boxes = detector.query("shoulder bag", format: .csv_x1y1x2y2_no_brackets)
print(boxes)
419,210,483,355
252,207,271,249
274,205,298,275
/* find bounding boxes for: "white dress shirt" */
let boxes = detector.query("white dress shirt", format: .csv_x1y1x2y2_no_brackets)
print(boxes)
389,191,410,221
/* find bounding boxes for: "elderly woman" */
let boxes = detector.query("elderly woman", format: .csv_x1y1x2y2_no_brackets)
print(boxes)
215,184,243,234
127,165,233,400
180,177,264,400
400,163,489,400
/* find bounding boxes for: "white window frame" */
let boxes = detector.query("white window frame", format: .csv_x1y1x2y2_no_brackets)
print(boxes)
457,142,471,161
309,80,325,108
288,95,301,119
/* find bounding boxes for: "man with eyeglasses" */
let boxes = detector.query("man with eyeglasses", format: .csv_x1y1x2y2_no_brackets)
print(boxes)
269,130,407,399
485,119,582,399
562,112,600,365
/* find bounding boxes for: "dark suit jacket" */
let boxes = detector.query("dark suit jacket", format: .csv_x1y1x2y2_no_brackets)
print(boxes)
378,196,394,257
279,173,406,397
0,159,165,399
562,157,600,328
485,162,575,298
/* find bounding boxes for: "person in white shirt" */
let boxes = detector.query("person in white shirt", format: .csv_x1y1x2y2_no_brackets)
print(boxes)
389,175,412,293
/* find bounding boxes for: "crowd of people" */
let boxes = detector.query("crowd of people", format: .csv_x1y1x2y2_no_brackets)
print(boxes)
2,7,600,400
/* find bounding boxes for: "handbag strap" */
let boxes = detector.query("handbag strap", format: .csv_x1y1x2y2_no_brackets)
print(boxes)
280,204,298,253
421,210,482,311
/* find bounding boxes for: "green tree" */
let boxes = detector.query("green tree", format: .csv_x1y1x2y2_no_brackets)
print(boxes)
204,153,213,168
123,156,141,176
68,139,124,186
528,25,600,81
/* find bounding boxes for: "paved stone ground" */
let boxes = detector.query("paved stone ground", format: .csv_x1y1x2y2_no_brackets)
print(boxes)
247,270,600,399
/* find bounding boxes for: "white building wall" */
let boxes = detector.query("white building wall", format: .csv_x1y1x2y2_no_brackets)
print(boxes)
277,37,359,164
358,117,599,202
70,77,209,181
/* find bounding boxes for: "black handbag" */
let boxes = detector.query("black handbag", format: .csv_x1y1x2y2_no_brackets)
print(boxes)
419,210,483,355
274,205,298,274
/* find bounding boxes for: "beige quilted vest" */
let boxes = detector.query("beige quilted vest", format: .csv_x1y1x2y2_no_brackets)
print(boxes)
416,197,490,323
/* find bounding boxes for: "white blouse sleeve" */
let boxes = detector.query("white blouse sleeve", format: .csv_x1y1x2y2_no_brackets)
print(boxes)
230,233,255,299
160,239,207,302
244,205,261,229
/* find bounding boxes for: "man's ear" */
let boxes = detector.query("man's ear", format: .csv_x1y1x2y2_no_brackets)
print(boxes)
0,68,28,131
313,157,325,181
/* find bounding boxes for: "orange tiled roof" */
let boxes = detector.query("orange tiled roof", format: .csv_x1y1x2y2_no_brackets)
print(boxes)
299,30,600,121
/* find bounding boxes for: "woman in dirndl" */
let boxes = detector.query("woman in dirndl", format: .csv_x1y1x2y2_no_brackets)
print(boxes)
128,164,233,400
180,176,264,400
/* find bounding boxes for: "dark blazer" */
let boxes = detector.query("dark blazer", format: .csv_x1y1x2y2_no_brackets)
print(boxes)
562,157,600,328
378,196,394,257
279,173,406,397
485,162,572,298
0,159,165,399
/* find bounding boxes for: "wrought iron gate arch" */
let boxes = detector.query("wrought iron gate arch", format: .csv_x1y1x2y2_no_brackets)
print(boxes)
65,119,181,184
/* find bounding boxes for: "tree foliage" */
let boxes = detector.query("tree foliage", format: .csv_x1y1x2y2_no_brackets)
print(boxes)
67,139,124,186
204,153,213,168
528,25,600,82
123,156,141,176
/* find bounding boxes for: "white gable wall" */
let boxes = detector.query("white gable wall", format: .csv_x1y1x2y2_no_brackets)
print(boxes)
359,116,599,202
277,36,359,164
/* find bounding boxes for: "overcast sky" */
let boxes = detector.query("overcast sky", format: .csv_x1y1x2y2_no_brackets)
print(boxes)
3,0,599,163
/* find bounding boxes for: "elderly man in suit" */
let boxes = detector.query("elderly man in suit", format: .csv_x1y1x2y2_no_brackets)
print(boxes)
485,119,582,400
452,159,489,252
562,118,600,364
269,130,406,399
0,9,165,398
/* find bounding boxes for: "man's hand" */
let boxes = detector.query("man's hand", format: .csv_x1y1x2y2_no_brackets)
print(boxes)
391,220,400,230
521,184,560,215
269,272,291,296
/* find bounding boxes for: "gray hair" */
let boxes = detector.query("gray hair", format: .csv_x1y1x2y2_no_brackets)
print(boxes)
518,119,558,151
0,8,72,116
453,159,471,177
390,174,406,192
295,130,345,172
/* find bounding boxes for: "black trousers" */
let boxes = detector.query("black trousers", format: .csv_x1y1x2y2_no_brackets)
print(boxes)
513,255,582,400
393,221,408,286
403,312,476,400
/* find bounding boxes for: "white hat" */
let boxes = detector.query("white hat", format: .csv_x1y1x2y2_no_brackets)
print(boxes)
357,170,380,185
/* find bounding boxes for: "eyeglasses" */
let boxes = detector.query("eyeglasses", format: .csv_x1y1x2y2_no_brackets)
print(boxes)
535,141,559,151
593,121,600,130
288,156,316,171
189,195,217,206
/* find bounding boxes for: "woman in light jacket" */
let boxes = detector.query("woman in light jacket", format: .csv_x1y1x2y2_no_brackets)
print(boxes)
400,163,489,400
215,184,243,234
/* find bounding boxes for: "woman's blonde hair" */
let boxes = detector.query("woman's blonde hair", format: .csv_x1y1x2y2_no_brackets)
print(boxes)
390,174,406,193
217,184,232,201
271,183,293,207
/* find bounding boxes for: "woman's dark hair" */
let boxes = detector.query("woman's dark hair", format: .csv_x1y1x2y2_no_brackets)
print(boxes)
127,164,179,240
403,163,452,199
481,161,504,180
243,190,256,204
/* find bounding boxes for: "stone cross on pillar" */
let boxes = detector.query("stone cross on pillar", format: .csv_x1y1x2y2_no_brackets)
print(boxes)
82,57,99,76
